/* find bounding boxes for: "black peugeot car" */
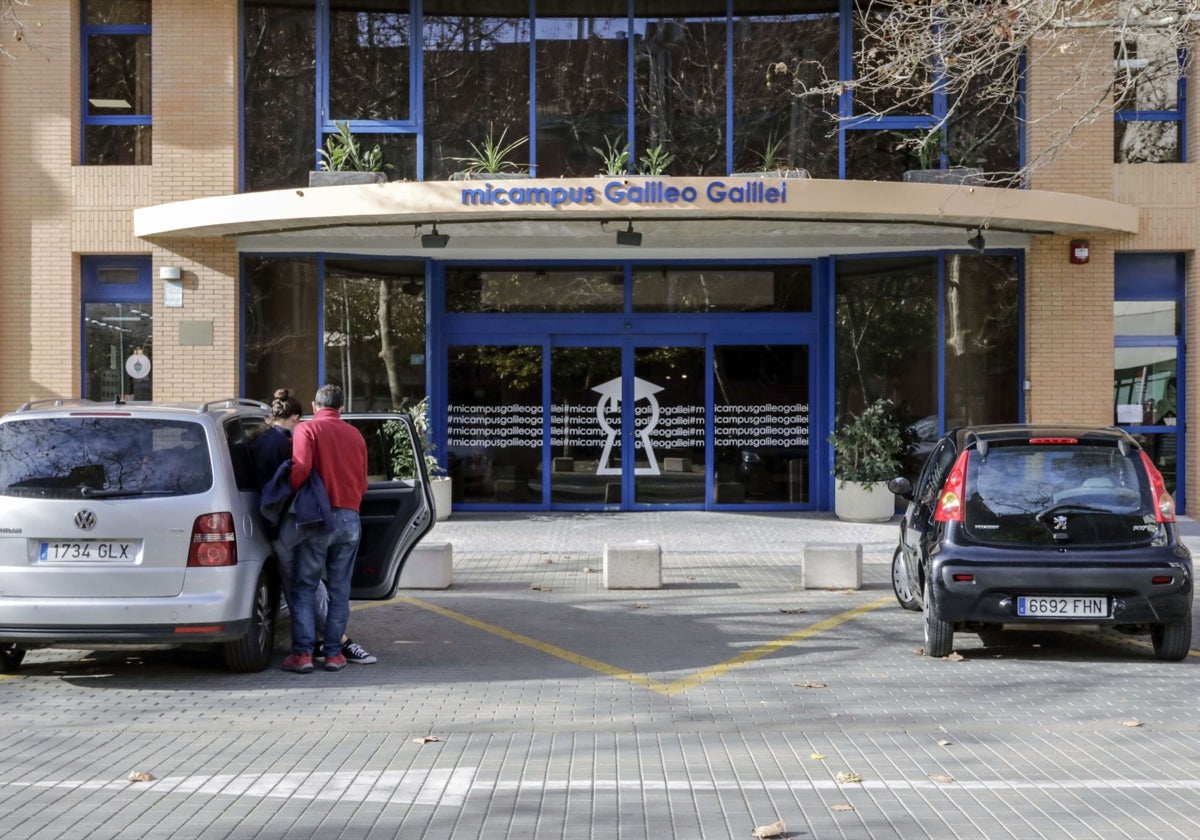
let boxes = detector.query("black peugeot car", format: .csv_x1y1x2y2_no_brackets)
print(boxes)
888,425,1193,661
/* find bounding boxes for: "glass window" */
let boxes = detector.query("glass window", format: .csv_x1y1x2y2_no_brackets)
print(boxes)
713,345,810,504
446,345,544,505
943,255,1020,429
445,267,624,313
632,7,726,176
632,265,812,312
852,0,931,116
324,259,427,412
329,2,412,122
1114,33,1184,163
731,7,839,178
243,258,320,404
84,303,153,401
550,346,622,505
1115,300,1181,336
424,14,532,180
84,1,152,165
244,1,317,191
1114,347,1177,426
835,256,937,476
534,15,629,178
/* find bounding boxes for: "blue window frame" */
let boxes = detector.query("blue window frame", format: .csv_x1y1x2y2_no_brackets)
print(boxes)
81,0,152,165
81,256,153,400
1114,46,1187,163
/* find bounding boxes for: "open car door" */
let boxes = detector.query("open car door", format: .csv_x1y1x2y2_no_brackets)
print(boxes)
341,413,435,599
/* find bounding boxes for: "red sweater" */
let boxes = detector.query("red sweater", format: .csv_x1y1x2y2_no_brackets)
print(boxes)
289,408,368,511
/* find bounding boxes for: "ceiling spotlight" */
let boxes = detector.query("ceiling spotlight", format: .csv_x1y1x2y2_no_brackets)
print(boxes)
616,220,642,247
967,227,986,253
422,223,449,249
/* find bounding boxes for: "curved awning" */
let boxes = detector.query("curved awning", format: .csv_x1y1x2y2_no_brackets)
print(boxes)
134,176,1138,259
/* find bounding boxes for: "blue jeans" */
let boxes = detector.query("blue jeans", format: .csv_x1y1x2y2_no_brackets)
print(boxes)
289,508,361,658
272,537,328,641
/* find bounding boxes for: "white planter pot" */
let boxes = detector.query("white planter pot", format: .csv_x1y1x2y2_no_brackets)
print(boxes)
431,477,452,521
834,480,895,523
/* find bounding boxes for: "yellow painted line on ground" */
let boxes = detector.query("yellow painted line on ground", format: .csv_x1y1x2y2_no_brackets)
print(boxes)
397,594,895,697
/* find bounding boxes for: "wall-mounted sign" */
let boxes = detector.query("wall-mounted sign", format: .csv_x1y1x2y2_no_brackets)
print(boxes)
125,352,151,380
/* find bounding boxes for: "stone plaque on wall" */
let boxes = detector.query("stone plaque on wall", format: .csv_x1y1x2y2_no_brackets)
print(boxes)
178,320,214,346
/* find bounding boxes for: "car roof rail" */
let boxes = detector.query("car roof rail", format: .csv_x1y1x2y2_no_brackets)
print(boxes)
14,398,96,412
199,397,271,414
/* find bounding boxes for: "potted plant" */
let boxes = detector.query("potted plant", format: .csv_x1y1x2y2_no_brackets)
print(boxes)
592,135,630,176
387,397,452,521
900,127,984,185
732,131,809,179
448,124,529,180
829,398,911,522
309,120,391,187
636,142,674,175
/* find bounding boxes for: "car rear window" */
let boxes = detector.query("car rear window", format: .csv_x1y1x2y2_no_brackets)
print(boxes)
0,417,213,498
962,442,1156,546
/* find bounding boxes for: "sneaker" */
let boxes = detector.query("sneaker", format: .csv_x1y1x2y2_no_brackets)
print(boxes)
323,653,347,672
281,653,313,674
343,639,377,665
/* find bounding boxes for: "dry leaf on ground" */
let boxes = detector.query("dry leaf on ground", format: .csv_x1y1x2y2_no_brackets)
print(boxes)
582,567,594,573
944,652,965,662
750,819,786,838
937,739,952,747
128,771,155,782
929,774,955,784
1122,720,1144,728
830,804,855,812
413,735,440,744
779,607,807,614
793,681,828,689
835,771,863,784
530,585,551,591
810,753,827,760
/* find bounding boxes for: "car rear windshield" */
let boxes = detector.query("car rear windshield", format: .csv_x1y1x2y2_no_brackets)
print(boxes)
962,441,1156,546
0,417,213,498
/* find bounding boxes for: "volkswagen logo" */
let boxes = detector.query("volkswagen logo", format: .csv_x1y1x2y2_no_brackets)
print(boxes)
74,510,97,531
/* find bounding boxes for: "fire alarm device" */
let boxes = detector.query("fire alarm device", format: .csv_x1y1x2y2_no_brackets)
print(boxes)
1070,240,1090,264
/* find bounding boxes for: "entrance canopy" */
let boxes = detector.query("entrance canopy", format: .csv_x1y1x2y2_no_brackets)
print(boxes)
134,176,1139,259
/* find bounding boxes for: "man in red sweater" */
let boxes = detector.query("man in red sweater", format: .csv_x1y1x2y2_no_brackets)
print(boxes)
281,384,368,674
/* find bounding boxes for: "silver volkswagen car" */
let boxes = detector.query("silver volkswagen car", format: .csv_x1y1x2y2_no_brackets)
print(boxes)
0,397,434,672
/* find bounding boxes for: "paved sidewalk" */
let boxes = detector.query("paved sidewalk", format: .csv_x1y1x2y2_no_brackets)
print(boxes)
1,511,1199,839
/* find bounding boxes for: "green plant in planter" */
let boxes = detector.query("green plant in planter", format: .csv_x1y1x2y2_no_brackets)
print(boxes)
829,398,913,487
450,125,529,175
637,142,674,175
318,121,391,172
592,135,630,175
385,397,446,480
754,131,787,171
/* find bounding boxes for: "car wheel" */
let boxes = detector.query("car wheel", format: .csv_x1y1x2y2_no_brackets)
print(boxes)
0,643,25,673
891,547,921,611
923,577,954,658
1151,613,1193,662
222,568,277,673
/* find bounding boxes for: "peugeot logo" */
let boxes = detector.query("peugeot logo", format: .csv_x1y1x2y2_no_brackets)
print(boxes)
75,510,97,531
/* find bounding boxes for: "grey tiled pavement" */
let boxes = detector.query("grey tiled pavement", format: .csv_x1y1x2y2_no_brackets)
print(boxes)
3,511,1200,839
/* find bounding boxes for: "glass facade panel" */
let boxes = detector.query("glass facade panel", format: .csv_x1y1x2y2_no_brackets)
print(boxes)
713,345,810,504
1116,121,1181,164
243,257,320,405
83,303,153,401
1133,432,1178,494
86,0,150,25
85,27,151,165
446,345,544,504
1114,32,1183,163
550,346,623,504
244,2,317,191
329,2,411,122
731,9,839,178
323,260,427,412
943,255,1020,429
445,267,624,313
632,8,726,176
852,0,931,116
1114,347,1177,426
835,256,938,474
632,265,812,312
424,14,531,180
534,15,629,178
843,129,911,181
634,346,706,504
1115,300,1180,336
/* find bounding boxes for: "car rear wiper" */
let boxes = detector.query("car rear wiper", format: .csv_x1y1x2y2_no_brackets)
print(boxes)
79,486,174,498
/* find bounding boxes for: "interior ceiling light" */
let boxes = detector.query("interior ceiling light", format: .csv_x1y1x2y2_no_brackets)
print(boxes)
422,223,449,249
616,220,642,247
967,227,986,253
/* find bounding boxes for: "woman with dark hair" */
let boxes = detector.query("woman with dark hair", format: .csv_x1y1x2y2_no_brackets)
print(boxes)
252,388,376,666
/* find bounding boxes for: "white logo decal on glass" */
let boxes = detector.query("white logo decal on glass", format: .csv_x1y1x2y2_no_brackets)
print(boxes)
592,376,664,476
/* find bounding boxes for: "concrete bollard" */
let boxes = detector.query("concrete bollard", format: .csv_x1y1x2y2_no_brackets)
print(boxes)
398,541,453,589
803,543,863,590
603,542,662,589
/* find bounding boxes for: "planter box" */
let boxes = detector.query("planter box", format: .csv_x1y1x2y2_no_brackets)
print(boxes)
449,171,529,181
902,167,985,186
431,477,452,522
730,168,810,179
834,480,896,523
307,171,387,187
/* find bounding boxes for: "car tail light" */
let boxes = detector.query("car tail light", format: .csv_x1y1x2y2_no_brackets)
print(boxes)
952,573,975,583
1152,576,1173,585
1139,451,1176,523
934,451,971,522
188,512,238,567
